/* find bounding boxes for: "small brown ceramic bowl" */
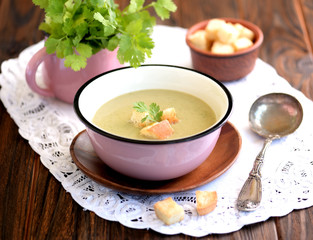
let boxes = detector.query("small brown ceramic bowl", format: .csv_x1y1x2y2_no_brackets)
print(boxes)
186,18,263,82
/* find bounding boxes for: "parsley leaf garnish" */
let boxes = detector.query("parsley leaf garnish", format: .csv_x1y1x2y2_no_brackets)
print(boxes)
133,101,163,123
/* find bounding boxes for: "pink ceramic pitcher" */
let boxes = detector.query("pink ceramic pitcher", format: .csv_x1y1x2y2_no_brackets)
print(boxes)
25,47,123,103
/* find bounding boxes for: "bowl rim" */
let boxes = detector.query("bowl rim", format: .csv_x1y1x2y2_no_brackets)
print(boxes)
186,17,264,58
74,64,233,145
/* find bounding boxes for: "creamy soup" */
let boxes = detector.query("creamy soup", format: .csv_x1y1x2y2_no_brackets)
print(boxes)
92,89,217,140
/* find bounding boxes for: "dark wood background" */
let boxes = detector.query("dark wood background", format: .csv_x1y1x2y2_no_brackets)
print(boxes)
0,0,312,239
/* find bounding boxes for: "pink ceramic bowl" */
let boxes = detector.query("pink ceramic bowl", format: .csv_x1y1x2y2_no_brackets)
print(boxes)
74,65,232,181
186,18,263,82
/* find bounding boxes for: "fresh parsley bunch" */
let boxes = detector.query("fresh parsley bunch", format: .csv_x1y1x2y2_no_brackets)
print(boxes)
33,0,177,71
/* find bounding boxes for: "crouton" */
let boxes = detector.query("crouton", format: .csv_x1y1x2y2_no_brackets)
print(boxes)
196,190,218,216
154,197,185,225
234,23,255,40
130,109,151,128
233,37,253,51
161,108,179,124
188,30,209,50
211,41,235,54
216,22,240,44
140,120,174,140
205,18,227,41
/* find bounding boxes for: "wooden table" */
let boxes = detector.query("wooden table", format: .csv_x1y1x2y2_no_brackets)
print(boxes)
1,0,312,239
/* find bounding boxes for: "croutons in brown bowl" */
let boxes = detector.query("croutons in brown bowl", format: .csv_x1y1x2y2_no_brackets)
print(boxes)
186,18,263,82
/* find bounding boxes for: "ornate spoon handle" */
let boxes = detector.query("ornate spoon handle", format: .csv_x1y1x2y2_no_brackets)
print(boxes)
236,138,273,211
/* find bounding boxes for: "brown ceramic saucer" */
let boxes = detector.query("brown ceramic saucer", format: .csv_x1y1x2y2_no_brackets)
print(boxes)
70,122,242,194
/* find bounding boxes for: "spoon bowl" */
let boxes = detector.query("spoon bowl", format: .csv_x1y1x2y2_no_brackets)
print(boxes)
249,93,303,138
236,93,303,211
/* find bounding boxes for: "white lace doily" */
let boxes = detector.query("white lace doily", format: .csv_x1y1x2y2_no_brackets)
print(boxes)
1,26,313,237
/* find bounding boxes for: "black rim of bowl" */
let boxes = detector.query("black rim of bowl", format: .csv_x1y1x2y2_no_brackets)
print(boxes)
74,64,233,145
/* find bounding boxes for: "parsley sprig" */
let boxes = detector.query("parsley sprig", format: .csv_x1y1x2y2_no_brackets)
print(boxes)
33,0,177,71
133,101,163,123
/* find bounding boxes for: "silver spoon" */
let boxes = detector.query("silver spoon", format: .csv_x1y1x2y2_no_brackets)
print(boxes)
236,93,303,211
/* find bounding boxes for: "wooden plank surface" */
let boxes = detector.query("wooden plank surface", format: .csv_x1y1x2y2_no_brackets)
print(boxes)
0,0,312,239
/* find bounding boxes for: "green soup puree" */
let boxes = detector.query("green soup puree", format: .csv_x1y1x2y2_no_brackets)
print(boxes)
92,89,217,140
